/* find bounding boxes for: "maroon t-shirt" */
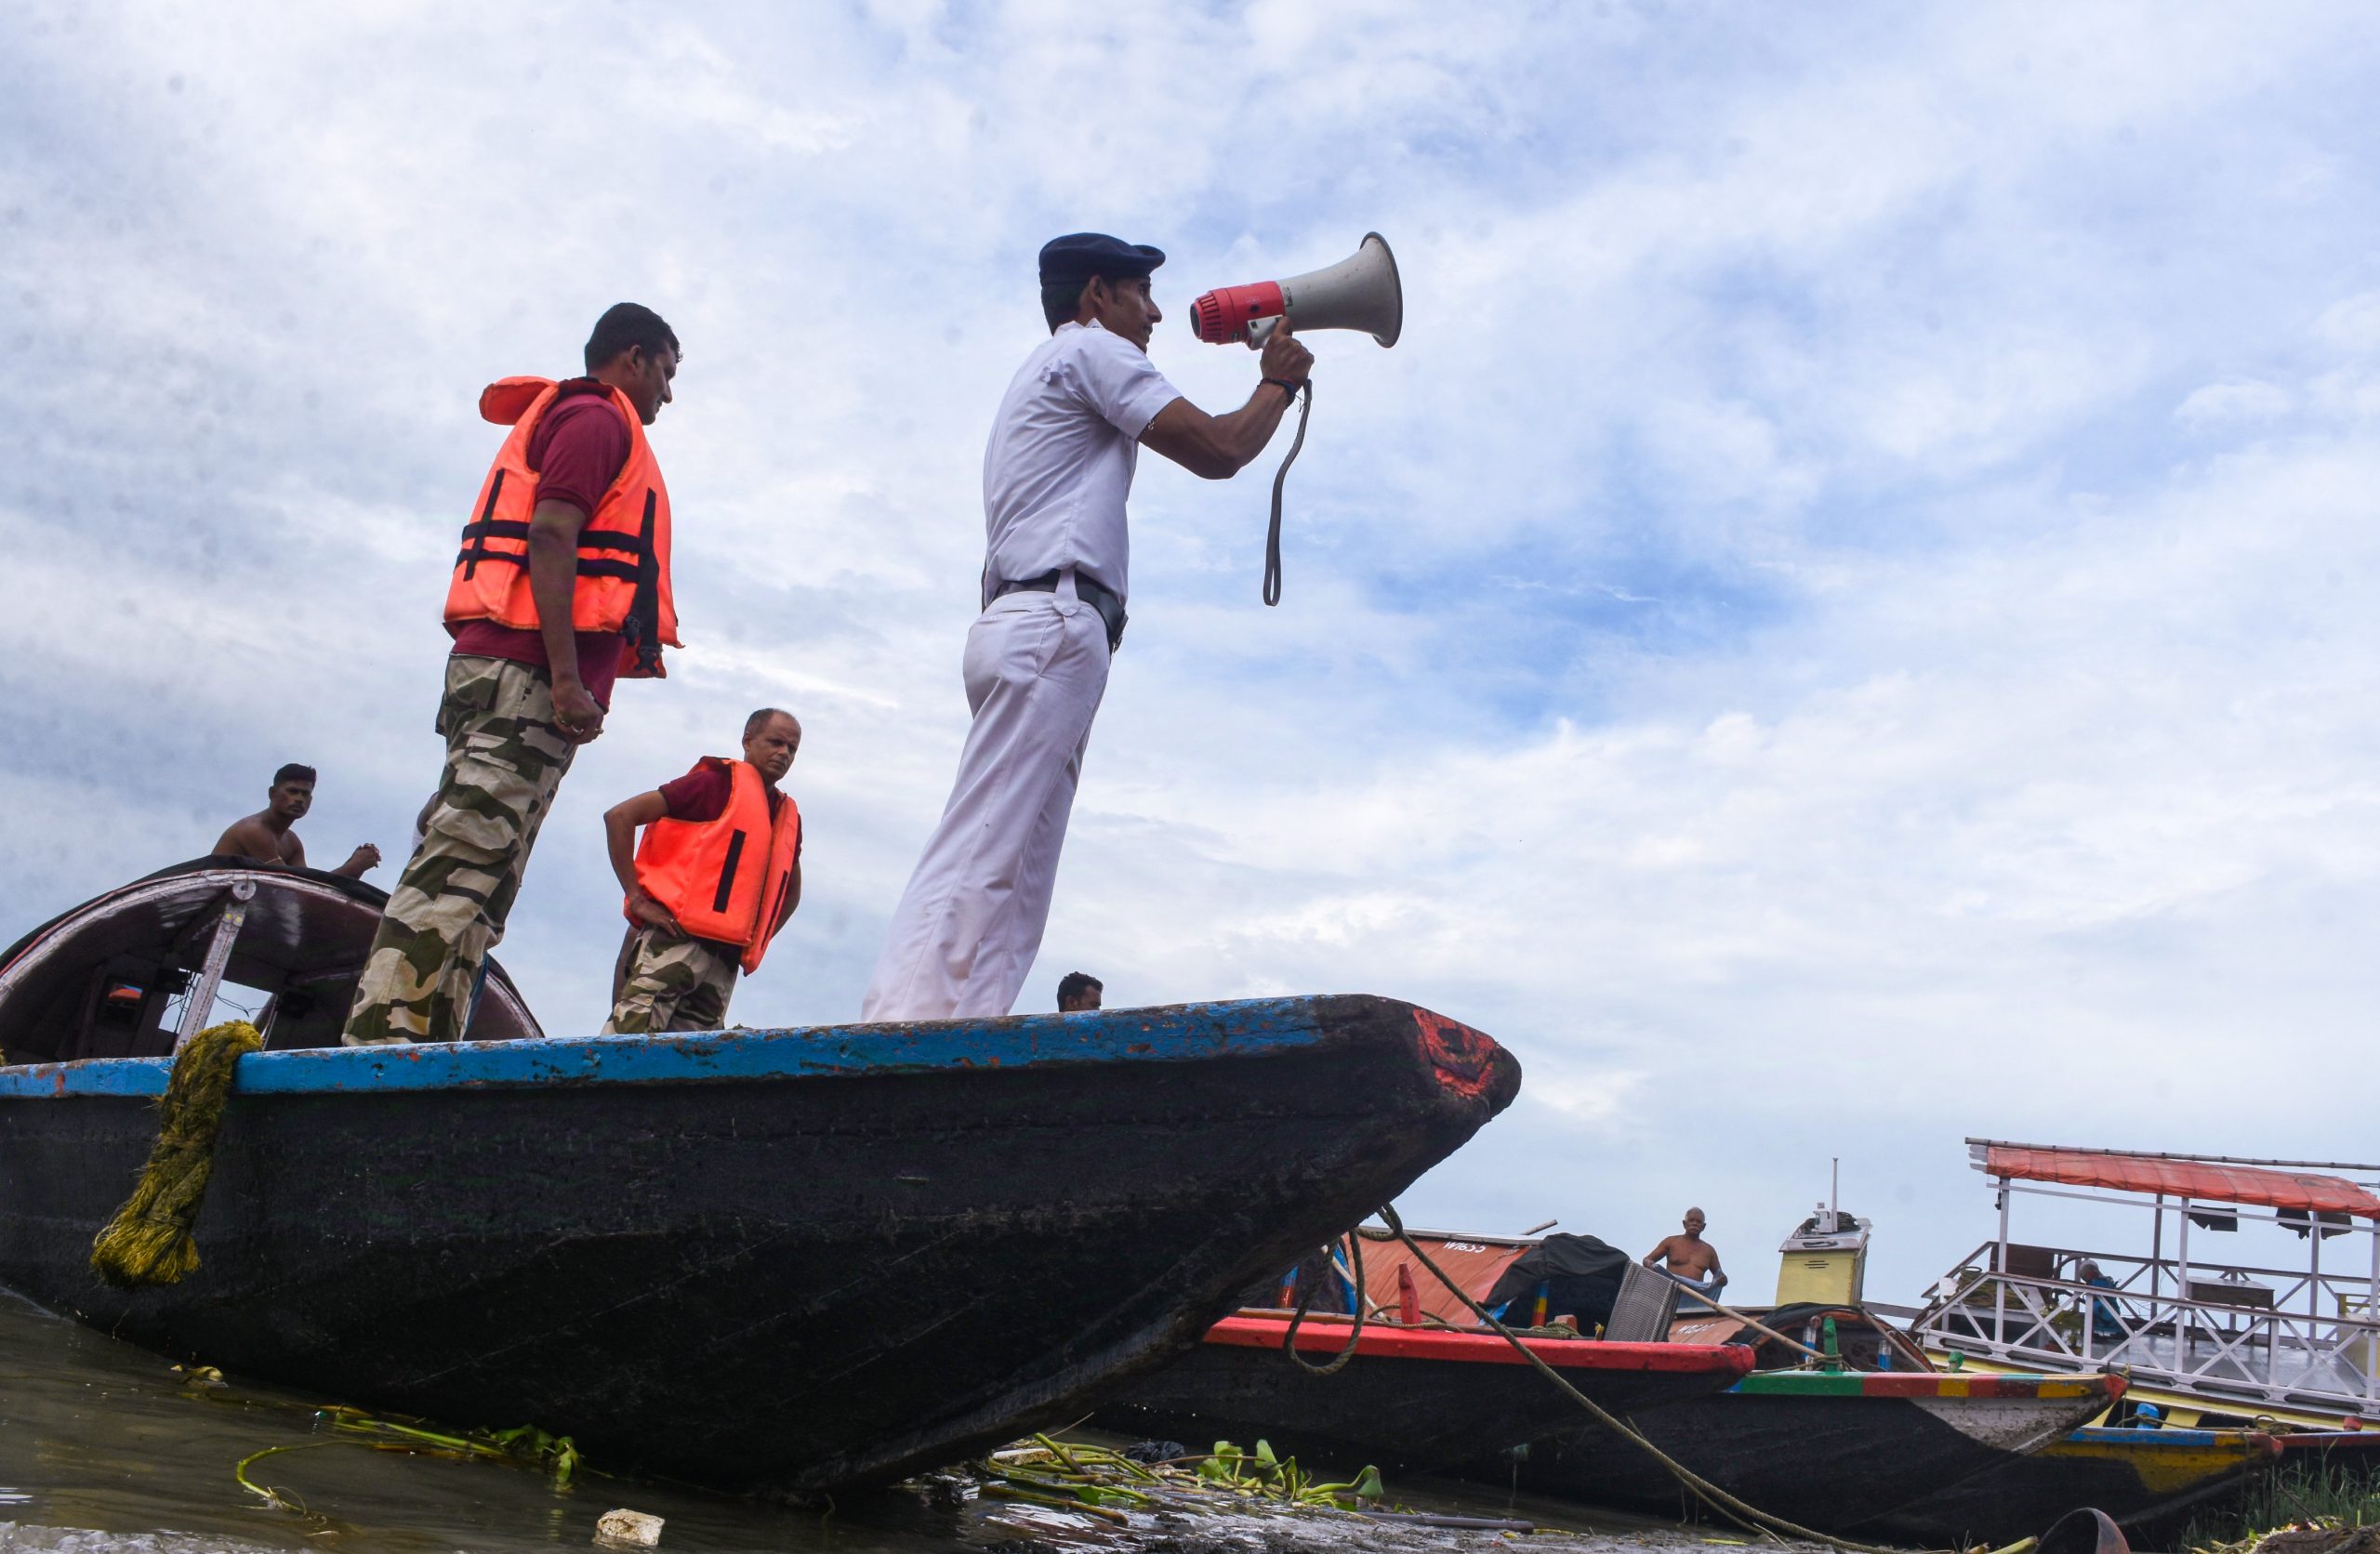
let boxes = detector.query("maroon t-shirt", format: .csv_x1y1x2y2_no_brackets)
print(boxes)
652,761,800,958
657,761,792,833
449,385,632,707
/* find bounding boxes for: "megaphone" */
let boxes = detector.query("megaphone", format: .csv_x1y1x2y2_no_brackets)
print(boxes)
1190,232,1402,349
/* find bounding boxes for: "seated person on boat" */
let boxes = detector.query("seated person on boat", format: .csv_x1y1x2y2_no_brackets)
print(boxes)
1646,1206,1727,1307
2077,1258,2125,1342
212,763,380,879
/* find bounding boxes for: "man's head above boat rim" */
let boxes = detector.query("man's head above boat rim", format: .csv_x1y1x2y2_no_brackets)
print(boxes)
268,762,316,822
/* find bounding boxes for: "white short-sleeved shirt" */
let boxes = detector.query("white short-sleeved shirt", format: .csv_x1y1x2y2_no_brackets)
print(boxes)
980,320,1182,606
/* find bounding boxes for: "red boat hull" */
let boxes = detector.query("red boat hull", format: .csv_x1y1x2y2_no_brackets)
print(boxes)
1096,1311,1754,1471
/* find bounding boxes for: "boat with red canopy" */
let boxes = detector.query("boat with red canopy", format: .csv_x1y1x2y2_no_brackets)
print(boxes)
1910,1138,2380,1430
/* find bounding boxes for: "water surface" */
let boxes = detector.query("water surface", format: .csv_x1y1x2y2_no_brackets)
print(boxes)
0,1292,1757,1553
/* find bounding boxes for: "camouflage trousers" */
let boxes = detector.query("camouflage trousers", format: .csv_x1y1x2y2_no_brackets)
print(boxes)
602,926,739,1034
341,655,577,1045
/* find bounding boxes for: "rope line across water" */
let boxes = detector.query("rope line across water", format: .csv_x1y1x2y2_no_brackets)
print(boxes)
1376,1204,1976,1554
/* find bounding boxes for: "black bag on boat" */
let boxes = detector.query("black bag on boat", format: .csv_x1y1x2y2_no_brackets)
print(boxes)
1481,1233,1633,1330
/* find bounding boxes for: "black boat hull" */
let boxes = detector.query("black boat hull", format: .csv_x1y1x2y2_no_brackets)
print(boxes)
1098,1312,1754,1473
1494,1378,2114,1531
1858,1427,2281,1546
0,994,1518,1494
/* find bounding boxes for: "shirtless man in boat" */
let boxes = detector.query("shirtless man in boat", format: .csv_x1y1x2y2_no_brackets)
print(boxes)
211,764,381,878
1646,1207,1726,1305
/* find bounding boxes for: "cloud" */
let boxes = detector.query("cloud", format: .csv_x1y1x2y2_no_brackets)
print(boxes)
2316,290,2380,356
2177,379,2293,428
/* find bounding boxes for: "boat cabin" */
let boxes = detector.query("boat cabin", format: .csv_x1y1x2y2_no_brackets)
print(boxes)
1908,1138,2380,1428
1312,1219,1930,1370
0,859,541,1065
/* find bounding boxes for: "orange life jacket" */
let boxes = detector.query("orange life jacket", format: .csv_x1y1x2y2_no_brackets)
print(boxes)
628,758,802,975
443,375,681,678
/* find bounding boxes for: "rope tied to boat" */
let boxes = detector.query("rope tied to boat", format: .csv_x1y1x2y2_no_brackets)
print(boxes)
1279,1229,1368,1376
1378,1203,1979,1554
90,1020,262,1289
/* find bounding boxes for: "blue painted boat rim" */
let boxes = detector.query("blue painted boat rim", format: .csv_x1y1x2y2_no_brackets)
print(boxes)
2064,1426,2253,1446
0,994,1400,1100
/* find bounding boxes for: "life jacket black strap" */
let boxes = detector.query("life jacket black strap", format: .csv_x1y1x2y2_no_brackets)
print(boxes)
461,470,507,580
712,829,747,915
454,512,654,574
620,490,666,676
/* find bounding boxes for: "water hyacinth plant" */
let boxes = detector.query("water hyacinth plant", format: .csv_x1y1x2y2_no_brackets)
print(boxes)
972,1434,1386,1526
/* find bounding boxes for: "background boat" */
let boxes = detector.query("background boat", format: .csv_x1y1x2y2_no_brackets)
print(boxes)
1095,1309,1755,1472
1858,1425,2283,1546
1493,1365,2121,1531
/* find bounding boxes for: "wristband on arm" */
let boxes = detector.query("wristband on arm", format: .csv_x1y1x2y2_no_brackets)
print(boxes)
1263,376,1306,402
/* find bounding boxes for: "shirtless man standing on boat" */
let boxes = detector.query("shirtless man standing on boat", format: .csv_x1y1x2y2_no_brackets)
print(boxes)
212,764,381,878
1646,1208,1726,1299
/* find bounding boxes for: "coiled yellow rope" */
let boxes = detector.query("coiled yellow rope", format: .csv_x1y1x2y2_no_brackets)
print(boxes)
90,1020,262,1289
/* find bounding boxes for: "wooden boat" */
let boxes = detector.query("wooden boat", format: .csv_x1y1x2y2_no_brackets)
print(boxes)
1859,1425,2282,1546
1497,1366,2122,1530
1094,1310,1756,1471
0,859,544,1061
1320,1225,2137,1533
2275,1428,2380,1471
0,861,1521,1495
1910,1139,2380,1431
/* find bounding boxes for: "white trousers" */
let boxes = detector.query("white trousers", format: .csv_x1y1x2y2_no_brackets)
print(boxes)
861,587,1112,1021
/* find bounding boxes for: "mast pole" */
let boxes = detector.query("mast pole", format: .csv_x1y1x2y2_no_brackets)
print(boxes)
2368,1219,2378,1402
2150,1193,2163,1322
1996,1178,2011,1348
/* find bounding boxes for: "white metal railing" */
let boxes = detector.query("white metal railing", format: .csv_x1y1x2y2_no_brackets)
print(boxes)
1911,1243,2380,1417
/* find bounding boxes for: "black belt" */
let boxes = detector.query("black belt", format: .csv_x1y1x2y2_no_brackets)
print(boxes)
995,570,1127,652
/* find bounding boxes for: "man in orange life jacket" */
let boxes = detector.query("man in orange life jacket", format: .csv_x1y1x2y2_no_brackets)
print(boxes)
602,708,804,1034
342,302,683,1046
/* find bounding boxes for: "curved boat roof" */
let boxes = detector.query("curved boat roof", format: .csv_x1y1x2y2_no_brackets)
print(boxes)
0,858,540,1060
1973,1139,2380,1219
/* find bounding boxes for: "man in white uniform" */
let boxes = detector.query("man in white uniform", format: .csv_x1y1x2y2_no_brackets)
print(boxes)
863,232,1316,1021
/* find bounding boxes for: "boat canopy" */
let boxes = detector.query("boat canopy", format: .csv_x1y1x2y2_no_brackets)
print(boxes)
1974,1141,2380,1219
0,858,541,1063
1348,1226,1532,1322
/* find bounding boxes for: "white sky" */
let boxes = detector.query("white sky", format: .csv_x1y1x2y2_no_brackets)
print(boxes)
7,0,2379,1303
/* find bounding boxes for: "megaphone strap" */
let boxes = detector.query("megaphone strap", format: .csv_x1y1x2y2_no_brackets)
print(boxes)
1263,380,1313,609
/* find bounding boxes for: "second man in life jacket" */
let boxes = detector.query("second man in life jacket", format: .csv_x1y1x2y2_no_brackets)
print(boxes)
342,302,683,1046
602,708,805,1034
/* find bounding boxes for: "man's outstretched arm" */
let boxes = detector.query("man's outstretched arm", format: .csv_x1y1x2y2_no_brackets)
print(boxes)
328,843,381,878
527,497,604,744
1139,326,1315,480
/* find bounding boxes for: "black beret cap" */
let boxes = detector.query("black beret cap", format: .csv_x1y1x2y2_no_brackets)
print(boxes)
1038,232,1166,285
